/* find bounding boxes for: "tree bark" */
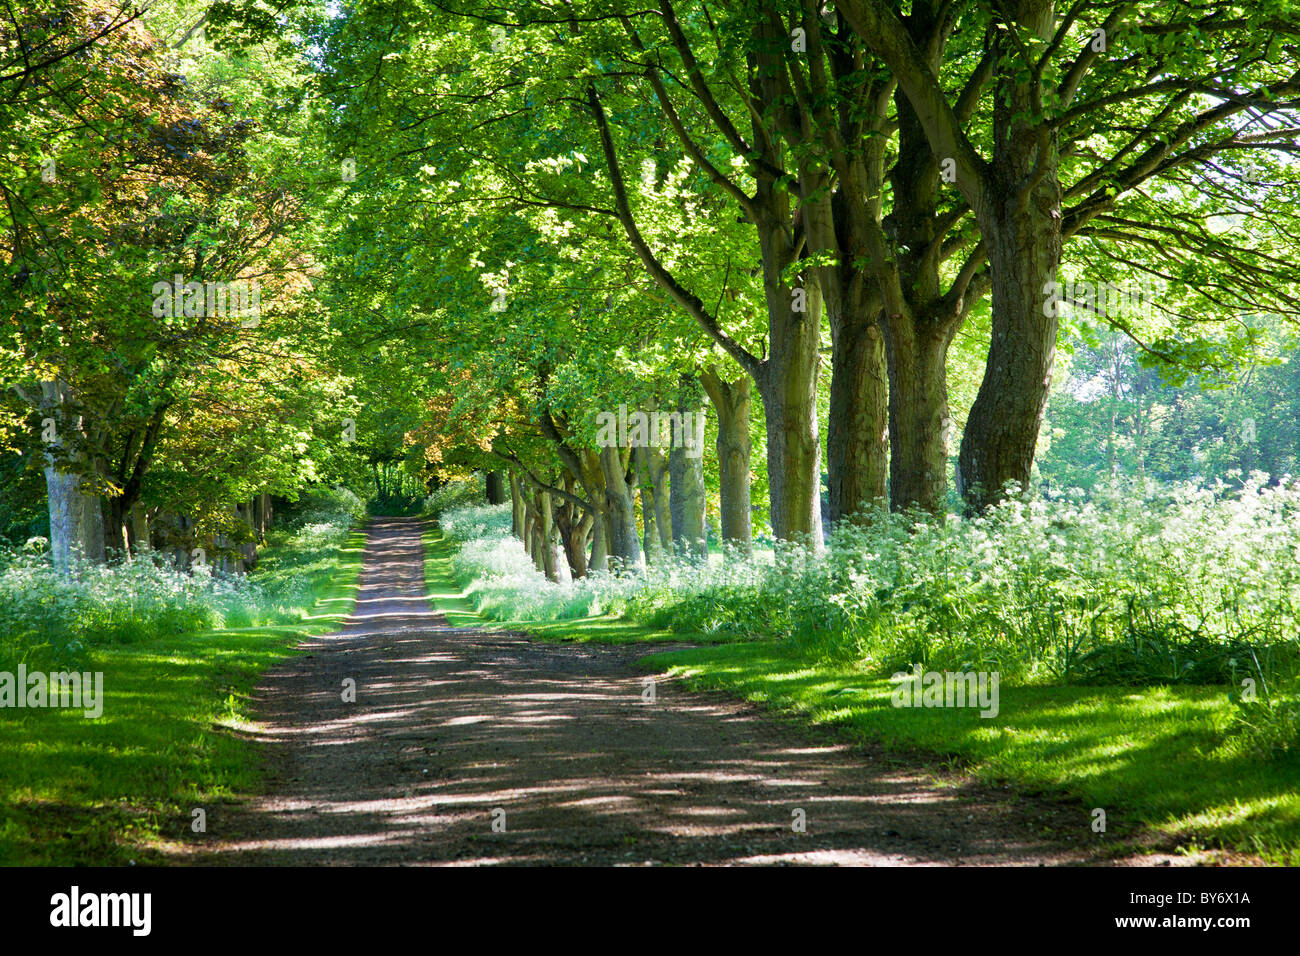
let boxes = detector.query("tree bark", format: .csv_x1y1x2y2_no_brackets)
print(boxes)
956,229,1059,510
43,468,104,568
521,494,538,565
632,445,665,563
826,314,889,523
668,386,708,560
240,499,258,569
957,10,1062,511
553,471,592,578
509,472,525,538
533,486,559,582
806,143,890,528
588,509,609,572
105,497,131,560
565,448,610,572
879,80,972,518
645,445,672,554
131,503,151,554
39,380,104,568
536,411,611,572
883,310,957,516
253,493,272,539
755,265,823,549
598,445,642,571
699,366,752,552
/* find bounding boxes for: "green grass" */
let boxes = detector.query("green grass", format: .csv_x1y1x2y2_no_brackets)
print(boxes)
0,528,366,866
430,525,1300,864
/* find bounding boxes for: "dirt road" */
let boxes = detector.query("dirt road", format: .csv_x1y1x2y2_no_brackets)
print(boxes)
187,517,1175,866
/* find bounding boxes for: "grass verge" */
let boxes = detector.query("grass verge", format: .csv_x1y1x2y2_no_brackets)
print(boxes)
0,527,366,866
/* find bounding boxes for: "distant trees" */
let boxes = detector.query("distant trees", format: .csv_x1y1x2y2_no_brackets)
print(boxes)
1042,326,1300,492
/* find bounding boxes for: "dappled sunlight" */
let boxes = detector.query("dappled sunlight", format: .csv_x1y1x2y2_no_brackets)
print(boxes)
179,518,1125,867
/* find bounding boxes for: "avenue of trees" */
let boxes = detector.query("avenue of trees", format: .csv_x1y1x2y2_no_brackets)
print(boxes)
2,0,1299,585
313,0,1300,579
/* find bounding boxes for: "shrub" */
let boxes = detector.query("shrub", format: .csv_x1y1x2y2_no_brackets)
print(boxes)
0,552,233,672
439,502,751,622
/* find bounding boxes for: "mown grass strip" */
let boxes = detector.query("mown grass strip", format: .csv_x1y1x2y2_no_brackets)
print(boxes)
0,528,367,866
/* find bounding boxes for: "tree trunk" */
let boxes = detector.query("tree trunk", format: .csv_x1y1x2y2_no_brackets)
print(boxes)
755,274,824,549
39,380,104,568
559,517,591,579
104,497,131,559
700,367,753,552
562,448,611,573
252,493,270,539
43,468,104,568
257,493,272,537
533,487,559,582
632,445,665,563
528,514,544,573
826,314,889,523
668,395,708,561
883,312,956,515
522,495,539,566
553,472,592,579
804,147,890,530
241,499,258,569
645,445,671,553
131,503,151,554
120,508,134,563
588,510,609,571
598,445,642,571
509,473,525,538
956,2,1062,512
223,502,246,574
168,513,191,571
86,494,105,564
957,226,1059,510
